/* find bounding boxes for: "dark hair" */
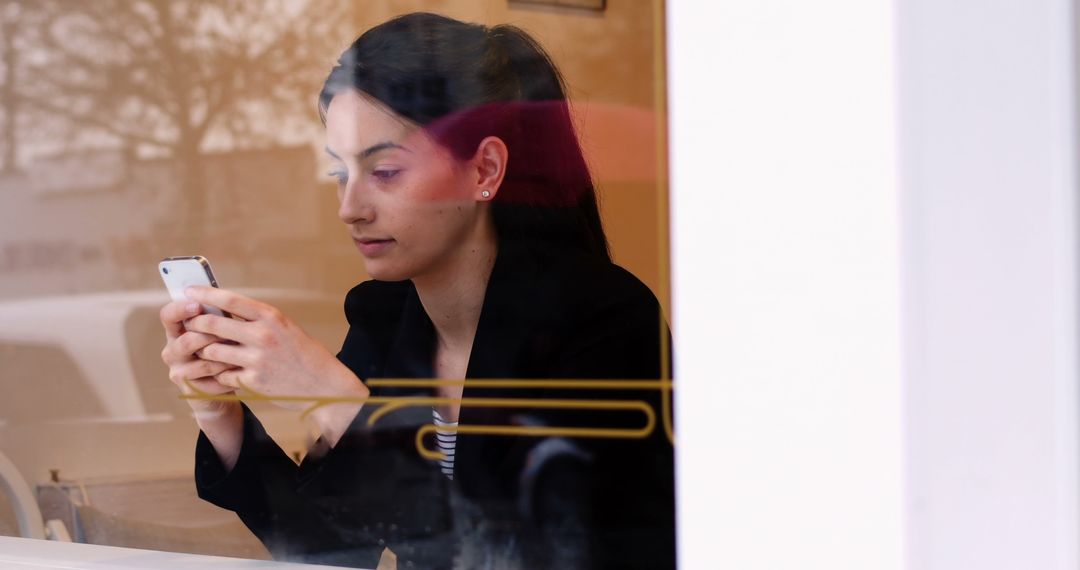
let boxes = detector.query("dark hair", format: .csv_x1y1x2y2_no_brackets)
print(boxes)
319,12,610,262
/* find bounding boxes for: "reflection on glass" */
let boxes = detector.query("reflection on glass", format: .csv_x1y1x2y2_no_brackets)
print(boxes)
1,3,671,569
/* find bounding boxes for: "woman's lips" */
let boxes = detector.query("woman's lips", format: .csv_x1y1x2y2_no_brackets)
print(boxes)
354,238,394,256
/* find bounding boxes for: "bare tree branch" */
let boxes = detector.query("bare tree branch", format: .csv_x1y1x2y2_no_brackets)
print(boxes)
2,0,352,202
16,91,173,149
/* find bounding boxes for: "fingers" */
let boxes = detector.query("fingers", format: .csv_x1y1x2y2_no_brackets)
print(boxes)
183,313,261,346
179,377,236,396
161,330,220,365
159,300,202,341
184,286,273,322
166,356,234,386
215,367,254,391
196,340,252,369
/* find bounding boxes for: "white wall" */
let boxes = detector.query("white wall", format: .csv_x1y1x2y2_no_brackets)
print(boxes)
670,0,1080,568
898,0,1080,568
669,1,904,568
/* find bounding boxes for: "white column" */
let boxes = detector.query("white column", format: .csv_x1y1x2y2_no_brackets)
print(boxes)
668,1,903,568
898,0,1080,568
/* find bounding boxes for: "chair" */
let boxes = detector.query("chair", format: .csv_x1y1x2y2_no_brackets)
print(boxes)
36,471,270,559
0,449,46,539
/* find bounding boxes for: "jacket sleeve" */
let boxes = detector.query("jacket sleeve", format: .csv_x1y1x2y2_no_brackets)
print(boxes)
194,402,314,553
194,399,451,565
193,281,450,565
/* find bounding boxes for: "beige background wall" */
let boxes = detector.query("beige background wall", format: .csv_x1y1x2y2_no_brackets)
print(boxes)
0,0,668,313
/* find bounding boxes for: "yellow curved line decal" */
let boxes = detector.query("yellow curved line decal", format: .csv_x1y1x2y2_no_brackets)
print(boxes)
181,377,672,461
375,397,656,461
413,400,656,461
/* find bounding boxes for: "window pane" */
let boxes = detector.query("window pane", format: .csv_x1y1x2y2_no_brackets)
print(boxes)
0,2,673,568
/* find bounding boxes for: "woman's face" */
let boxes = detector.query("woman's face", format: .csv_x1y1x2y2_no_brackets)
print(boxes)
324,90,486,282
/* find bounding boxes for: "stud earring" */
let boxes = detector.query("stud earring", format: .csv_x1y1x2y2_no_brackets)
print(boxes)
481,190,491,199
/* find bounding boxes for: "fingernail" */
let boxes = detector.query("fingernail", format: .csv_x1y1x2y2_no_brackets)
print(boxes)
186,302,200,315
184,286,195,296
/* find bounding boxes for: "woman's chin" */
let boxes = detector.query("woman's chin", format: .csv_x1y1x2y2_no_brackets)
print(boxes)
363,261,412,282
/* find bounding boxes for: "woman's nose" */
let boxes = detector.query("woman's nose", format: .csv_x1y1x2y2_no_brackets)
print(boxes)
338,182,375,224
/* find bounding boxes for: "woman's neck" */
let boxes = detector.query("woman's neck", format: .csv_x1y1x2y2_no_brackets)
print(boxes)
412,228,498,355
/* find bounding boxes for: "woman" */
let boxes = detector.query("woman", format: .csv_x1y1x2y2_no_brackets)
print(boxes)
159,12,673,569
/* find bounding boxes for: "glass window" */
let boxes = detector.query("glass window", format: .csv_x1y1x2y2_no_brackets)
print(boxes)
0,2,673,568
0,342,105,424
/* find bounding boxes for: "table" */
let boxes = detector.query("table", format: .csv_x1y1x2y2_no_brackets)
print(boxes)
0,536,364,569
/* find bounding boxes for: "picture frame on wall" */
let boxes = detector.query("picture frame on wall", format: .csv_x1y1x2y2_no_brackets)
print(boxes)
510,0,606,11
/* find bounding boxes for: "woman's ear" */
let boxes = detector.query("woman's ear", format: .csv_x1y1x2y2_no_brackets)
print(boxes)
472,136,508,201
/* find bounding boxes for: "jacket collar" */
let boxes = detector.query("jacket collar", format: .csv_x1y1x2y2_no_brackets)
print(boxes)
377,240,543,392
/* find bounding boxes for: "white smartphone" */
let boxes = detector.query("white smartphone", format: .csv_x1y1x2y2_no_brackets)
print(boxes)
158,255,231,318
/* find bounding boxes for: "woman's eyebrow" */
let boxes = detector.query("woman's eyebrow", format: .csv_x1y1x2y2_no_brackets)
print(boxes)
324,141,411,160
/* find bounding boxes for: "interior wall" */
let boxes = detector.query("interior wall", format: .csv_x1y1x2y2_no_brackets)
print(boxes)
898,0,1080,567
669,0,904,568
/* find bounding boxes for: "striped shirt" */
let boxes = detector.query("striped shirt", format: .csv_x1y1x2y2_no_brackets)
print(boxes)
432,407,458,480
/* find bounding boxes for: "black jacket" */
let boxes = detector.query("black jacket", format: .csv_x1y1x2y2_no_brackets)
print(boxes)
194,242,675,569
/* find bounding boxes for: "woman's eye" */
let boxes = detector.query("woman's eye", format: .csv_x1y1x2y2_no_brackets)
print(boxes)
372,169,401,182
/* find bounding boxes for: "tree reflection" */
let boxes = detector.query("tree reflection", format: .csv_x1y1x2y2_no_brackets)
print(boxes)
0,0,350,250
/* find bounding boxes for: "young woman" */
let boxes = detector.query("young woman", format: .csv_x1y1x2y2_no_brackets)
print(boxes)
159,12,673,569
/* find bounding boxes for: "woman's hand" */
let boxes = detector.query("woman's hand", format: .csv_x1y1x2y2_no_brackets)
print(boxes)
180,286,370,446
159,299,241,420
160,298,245,471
